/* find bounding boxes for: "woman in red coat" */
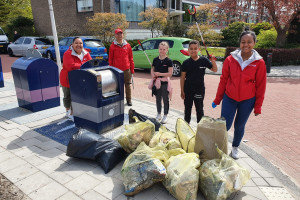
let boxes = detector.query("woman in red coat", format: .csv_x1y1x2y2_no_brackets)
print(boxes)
212,30,267,159
60,37,92,120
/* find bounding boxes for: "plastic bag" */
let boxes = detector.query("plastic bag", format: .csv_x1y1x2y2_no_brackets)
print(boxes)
176,118,196,153
163,153,201,200
128,109,161,131
149,126,181,150
195,116,228,161
117,118,155,153
66,129,127,173
121,142,168,196
199,147,250,200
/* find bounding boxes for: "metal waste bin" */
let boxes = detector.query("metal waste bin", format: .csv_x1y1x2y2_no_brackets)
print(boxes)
0,57,3,88
11,53,60,112
69,62,124,134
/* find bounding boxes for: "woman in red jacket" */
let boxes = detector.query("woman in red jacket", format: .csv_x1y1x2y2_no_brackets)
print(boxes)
60,37,92,120
212,30,267,159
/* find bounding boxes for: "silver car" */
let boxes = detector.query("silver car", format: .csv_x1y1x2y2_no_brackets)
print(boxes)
7,37,52,57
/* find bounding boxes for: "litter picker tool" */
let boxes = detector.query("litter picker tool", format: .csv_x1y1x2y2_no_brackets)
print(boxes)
188,6,211,59
138,40,152,67
131,74,134,90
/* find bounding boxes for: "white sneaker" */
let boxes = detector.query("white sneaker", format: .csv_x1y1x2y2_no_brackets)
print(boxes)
68,114,74,122
231,147,239,159
156,114,161,121
65,110,71,118
161,115,167,124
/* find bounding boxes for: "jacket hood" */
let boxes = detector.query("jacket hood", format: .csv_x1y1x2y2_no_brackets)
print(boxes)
70,46,88,57
231,48,262,66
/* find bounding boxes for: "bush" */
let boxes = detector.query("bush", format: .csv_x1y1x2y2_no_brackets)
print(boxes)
5,16,36,41
220,22,250,47
250,22,273,36
187,24,223,47
225,47,300,66
163,19,187,37
255,28,277,48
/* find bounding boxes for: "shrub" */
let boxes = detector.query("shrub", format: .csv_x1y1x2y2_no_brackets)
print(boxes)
187,24,223,46
255,28,277,48
250,22,274,36
220,22,250,47
162,19,187,37
5,16,36,41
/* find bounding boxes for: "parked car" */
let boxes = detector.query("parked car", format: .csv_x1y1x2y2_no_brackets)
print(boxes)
0,27,9,54
7,37,52,57
132,37,192,77
44,37,108,61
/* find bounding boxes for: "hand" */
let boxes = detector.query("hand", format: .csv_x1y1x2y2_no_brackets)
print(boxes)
154,72,160,77
212,102,217,108
209,55,217,61
181,92,185,100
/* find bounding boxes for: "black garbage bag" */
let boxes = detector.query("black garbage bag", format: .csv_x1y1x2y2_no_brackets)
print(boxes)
66,129,127,173
128,109,161,131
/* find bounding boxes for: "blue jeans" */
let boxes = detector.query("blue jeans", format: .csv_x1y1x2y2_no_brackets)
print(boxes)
221,94,255,147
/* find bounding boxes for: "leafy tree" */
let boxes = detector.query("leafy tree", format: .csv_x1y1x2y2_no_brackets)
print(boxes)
257,0,300,47
187,24,223,47
220,21,250,47
255,28,277,48
0,0,32,27
162,19,187,37
217,0,300,47
138,7,167,38
86,13,129,43
287,11,300,45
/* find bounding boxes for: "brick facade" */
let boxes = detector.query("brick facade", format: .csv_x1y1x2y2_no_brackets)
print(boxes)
30,0,110,36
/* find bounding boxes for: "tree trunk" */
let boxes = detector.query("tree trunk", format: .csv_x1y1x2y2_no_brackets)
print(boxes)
276,28,287,48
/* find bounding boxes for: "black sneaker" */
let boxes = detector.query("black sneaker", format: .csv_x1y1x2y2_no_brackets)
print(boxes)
127,102,132,106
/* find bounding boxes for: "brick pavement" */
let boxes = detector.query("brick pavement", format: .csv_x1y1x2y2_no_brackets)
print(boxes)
132,69,300,188
0,54,299,199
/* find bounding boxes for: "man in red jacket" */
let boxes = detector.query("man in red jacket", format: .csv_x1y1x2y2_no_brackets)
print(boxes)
109,28,135,106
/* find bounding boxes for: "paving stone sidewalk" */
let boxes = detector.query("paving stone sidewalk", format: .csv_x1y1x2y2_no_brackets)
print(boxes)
0,79,298,200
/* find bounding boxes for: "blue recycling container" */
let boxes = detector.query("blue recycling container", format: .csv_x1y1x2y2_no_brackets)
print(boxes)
11,57,60,112
69,64,124,134
0,57,4,88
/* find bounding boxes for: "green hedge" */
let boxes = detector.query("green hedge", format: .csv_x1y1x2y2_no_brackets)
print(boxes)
225,47,300,66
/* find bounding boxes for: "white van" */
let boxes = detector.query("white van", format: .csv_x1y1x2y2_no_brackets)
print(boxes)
0,27,9,53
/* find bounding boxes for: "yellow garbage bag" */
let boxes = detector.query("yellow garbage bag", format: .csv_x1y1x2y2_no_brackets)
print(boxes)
149,126,181,150
166,148,186,158
195,116,228,161
199,146,250,200
163,153,201,200
176,118,195,153
117,118,155,153
121,142,169,196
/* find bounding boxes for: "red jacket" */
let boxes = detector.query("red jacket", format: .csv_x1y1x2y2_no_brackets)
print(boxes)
214,50,266,114
60,47,92,88
109,40,134,73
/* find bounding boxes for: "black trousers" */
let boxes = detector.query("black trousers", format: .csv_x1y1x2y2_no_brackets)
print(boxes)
184,90,205,123
156,83,169,115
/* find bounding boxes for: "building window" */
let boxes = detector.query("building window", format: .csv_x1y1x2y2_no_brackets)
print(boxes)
77,0,93,13
118,0,161,22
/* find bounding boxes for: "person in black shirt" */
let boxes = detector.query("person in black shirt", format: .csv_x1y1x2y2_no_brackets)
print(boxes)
180,40,217,124
13,31,21,42
151,41,173,124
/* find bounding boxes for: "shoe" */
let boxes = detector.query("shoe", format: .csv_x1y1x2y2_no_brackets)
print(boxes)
65,110,71,118
68,114,74,121
155,114,161,121
127,102,132,106
161,115,167,124
230,147,239,159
